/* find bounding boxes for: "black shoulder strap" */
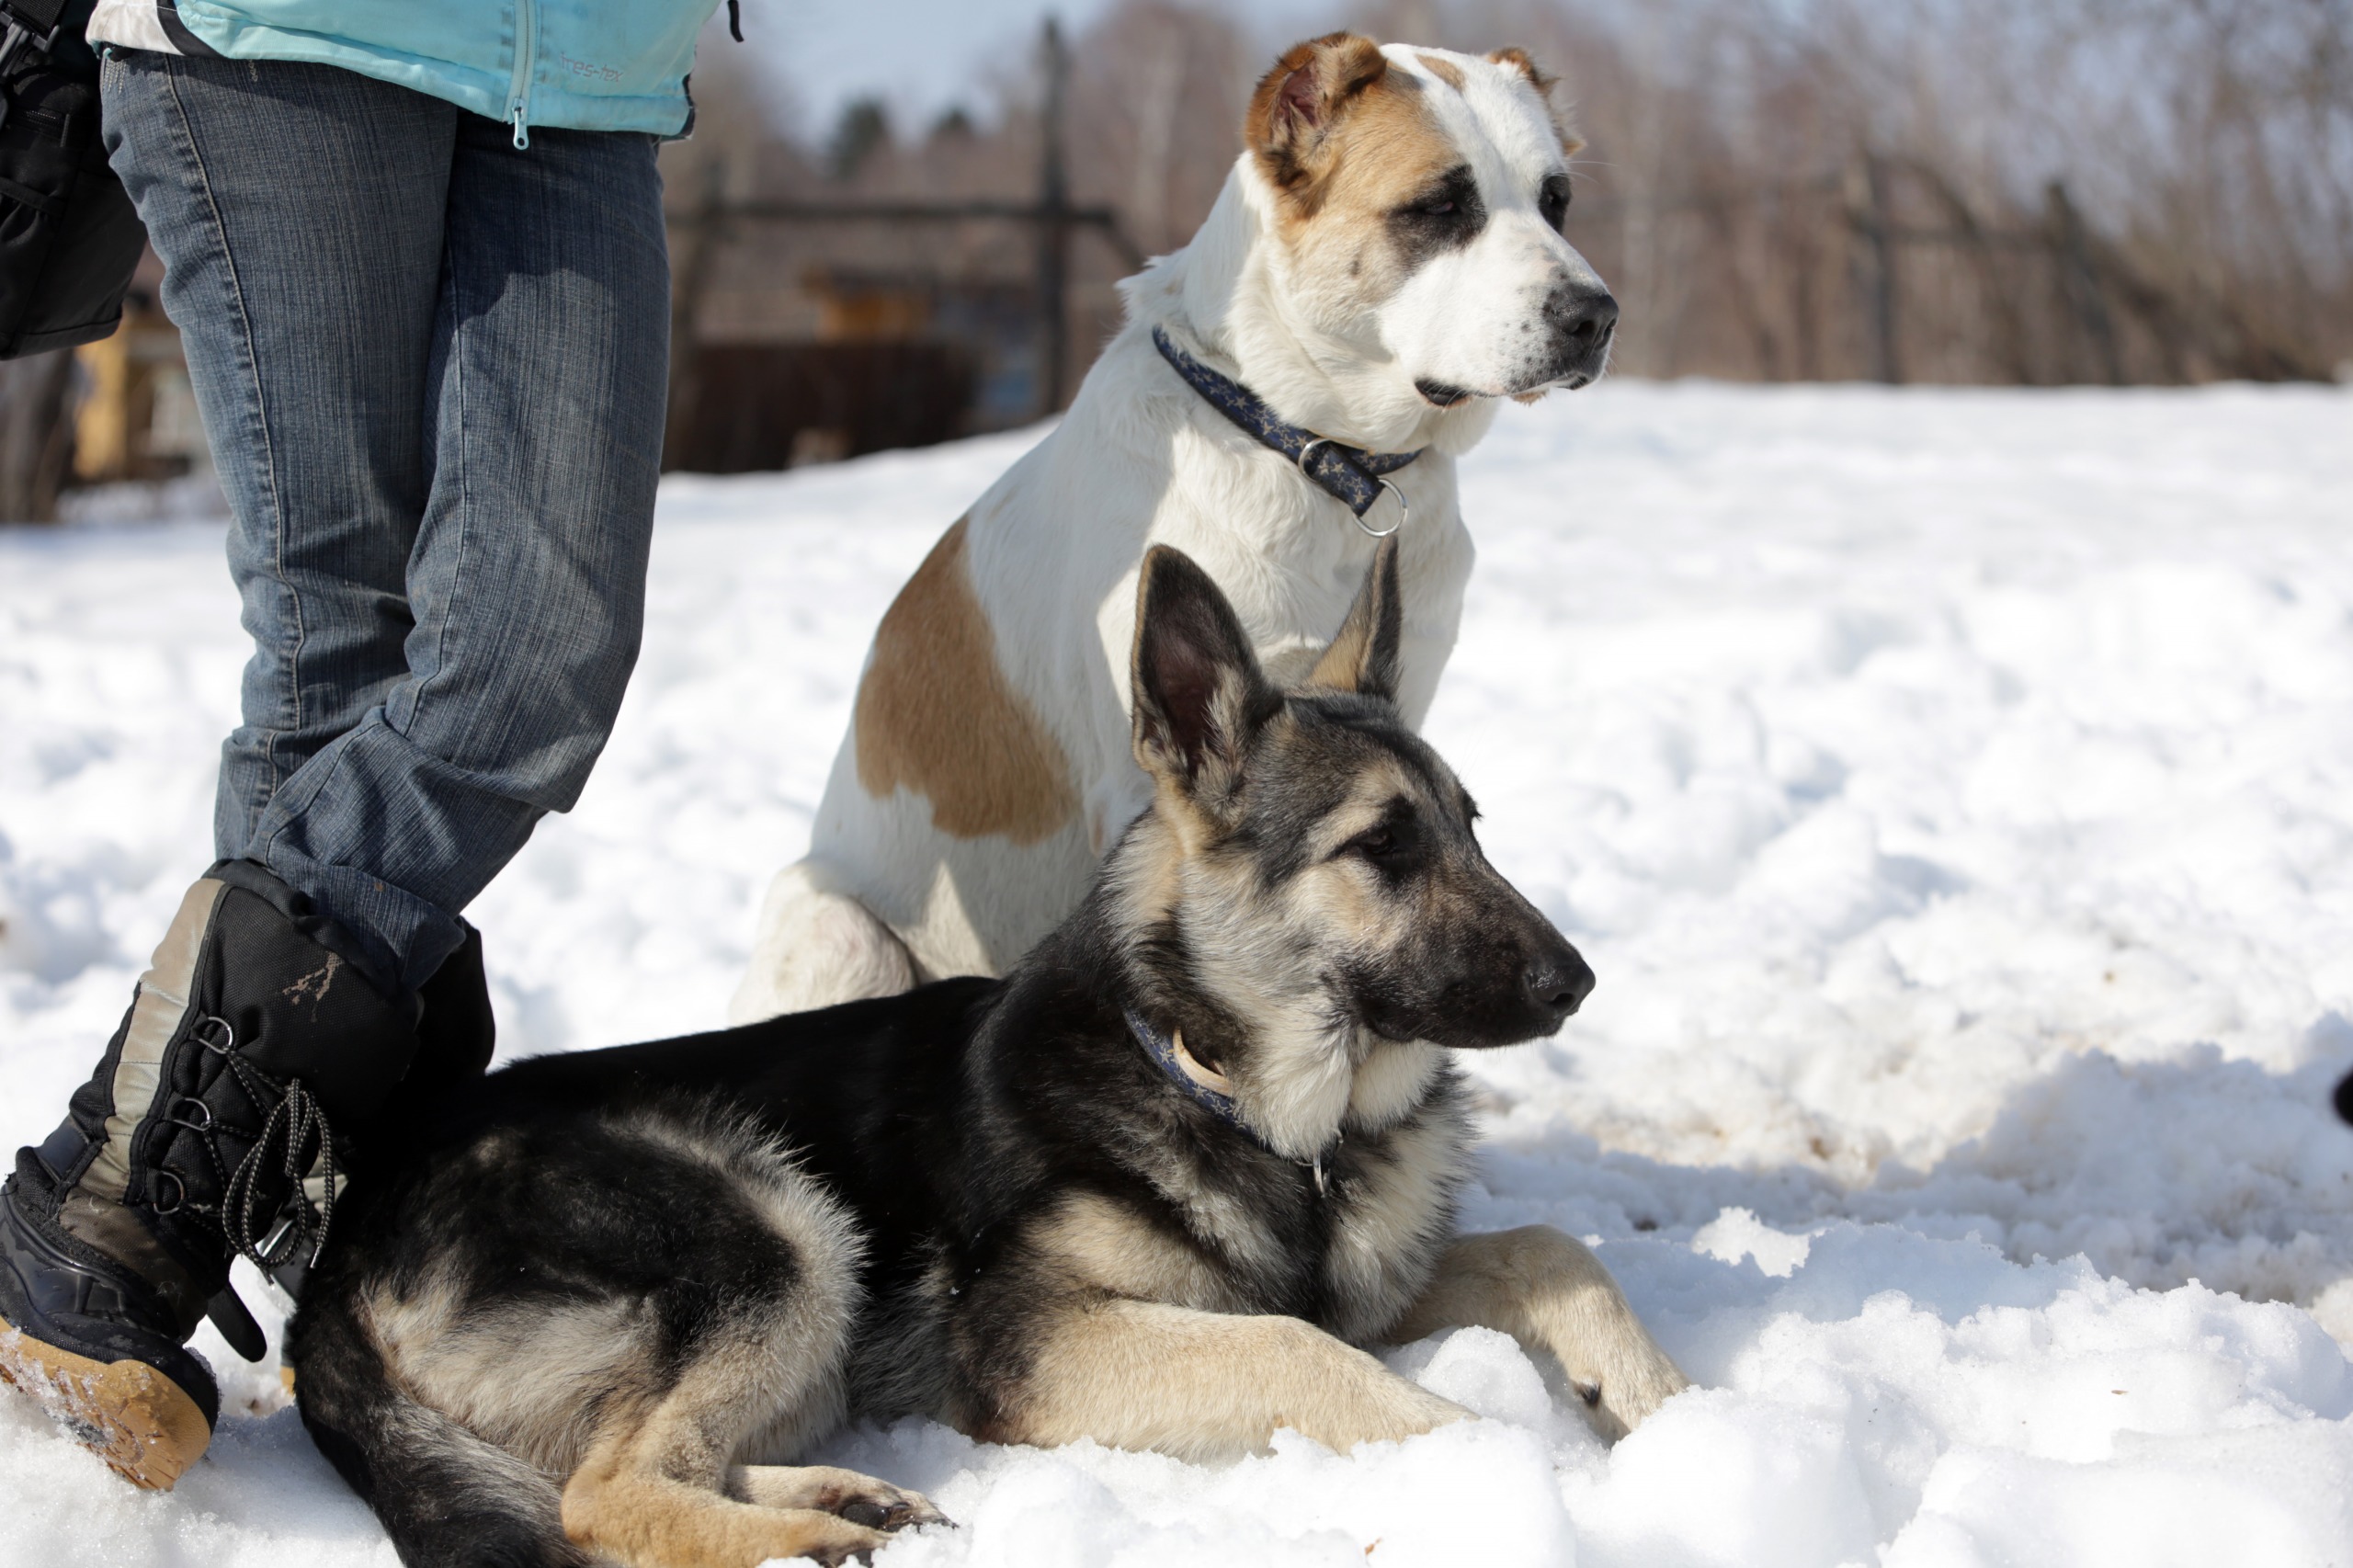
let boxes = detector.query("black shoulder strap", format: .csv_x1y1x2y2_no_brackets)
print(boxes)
0,0,66,38
0,0,66,77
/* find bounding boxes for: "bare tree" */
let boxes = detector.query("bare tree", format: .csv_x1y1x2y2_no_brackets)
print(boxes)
677,0,2349,415
0,352,78,524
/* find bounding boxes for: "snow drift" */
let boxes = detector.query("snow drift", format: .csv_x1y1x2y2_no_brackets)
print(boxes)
4,380,2351,1566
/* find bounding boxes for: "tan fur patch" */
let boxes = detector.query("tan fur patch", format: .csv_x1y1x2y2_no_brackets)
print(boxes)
1299,71,1458,231
1245,33,1468,245
1388,1225,1691,1441
1245,33,1392,199
855,518,1078,844
1099,809,1190,972
996,1297,1469,1462
370,1284,654,1476
563,1391,888,1568
1034,1192,1250,1312
1308,616,1381,696
1415,51,1466,90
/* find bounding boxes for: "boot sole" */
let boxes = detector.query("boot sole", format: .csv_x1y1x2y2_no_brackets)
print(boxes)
0,1310,212,1488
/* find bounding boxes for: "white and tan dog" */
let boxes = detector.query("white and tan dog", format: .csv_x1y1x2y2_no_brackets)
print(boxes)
731,34,1619,1023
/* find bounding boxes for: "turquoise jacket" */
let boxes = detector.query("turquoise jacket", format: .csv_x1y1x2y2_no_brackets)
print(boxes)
161,2,722,142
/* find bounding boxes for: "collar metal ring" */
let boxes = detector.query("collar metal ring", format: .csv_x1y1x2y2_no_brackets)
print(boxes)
1357,478,1406,539
1300,437,1407,537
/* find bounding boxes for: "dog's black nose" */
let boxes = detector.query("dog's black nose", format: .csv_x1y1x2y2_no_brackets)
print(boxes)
1523,949,1597,1020
1547,285,1619,362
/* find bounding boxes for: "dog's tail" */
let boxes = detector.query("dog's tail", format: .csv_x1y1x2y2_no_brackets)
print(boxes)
292,1298,583,1568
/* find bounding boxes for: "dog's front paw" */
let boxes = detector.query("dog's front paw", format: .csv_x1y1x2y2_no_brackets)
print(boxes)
1568,1369,1680,1442
1564,1339,1690,1442
733,1463,954,1532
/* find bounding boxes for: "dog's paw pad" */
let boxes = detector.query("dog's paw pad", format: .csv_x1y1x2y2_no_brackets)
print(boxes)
834,1488,949,1533
883,1496,952,1530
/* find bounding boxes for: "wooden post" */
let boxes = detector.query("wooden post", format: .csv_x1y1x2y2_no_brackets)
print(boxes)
0,349,78,522
664,161,727,469
1035,17,1072,417
1917,164,2033,384
2045,180,2123,387
1846,152,1901,384
1705,197,1782,380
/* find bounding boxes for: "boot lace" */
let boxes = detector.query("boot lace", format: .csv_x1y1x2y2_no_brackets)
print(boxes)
153,1015,339,1269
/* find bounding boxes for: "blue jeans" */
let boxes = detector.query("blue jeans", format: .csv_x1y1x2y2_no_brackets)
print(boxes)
100,51,670,995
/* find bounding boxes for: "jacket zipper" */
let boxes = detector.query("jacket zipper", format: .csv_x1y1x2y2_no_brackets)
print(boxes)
506,0,537,148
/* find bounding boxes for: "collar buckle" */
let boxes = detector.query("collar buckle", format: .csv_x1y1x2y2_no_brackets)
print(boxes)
1154,326,1421,528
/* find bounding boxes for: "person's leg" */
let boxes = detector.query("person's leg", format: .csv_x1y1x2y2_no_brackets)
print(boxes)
114,57,460,870
1,53,475,1489
4,58,670,1490
240,115,671,994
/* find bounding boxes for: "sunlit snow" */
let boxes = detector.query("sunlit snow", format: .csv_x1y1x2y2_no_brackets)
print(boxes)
5,381,2351,1566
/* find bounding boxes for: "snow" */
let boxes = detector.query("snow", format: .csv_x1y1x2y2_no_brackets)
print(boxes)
6,380,2353,1566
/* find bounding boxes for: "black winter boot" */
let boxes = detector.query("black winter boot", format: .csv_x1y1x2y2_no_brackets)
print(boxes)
0,862,427,1488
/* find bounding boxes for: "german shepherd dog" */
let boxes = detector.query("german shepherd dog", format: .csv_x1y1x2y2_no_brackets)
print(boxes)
291,540,1688,1568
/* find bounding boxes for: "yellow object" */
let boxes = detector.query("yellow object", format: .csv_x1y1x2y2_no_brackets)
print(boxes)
72,331,131,482
72,314,202,485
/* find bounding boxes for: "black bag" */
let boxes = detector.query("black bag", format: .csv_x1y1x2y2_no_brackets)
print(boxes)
0,0,145,359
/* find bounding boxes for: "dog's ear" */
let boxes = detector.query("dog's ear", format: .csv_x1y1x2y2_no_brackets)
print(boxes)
1131,546,1281,807
1308,536,1404,702
1485,47,1554,94
1246,33,1390,194
1486,47,1585,156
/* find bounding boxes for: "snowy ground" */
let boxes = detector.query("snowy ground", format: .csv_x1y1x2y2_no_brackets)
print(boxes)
5,381,2353,1566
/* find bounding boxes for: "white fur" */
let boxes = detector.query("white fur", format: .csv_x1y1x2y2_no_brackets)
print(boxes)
1376,51,1612,401
732,45,1608,1025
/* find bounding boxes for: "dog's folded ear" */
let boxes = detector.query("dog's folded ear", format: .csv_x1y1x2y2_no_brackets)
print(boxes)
1247,33,1390,193
1485,47,1585,156
1308,535,1404,702
1131,546,1282,808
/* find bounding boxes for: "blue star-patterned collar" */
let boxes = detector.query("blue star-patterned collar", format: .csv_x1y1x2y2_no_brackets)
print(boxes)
1152,326,1419,533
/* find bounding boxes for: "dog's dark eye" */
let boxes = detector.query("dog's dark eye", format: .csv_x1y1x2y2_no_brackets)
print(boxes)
1539,175,1572,233
1389,166,1485,259
1349,818,1415,864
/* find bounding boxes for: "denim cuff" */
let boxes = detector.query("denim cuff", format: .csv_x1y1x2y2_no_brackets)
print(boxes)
238,848,467,1000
